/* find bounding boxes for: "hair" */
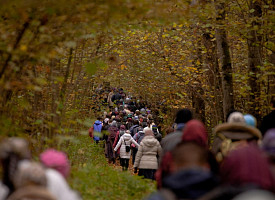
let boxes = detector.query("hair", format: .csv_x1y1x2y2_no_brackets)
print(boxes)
133,120,139,125
171,142,208,169
175,108,193,124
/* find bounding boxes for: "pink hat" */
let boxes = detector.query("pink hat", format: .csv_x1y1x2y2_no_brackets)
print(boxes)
40,149,70,178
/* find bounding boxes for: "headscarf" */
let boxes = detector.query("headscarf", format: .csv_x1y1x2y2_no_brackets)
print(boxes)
220,144,275,191
182,120,208,148
40,149,70,178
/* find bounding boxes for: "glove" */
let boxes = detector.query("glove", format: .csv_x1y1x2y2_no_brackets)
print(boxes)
134,167,138,173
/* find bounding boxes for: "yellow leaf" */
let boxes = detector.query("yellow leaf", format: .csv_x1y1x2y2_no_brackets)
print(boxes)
20,45,27,51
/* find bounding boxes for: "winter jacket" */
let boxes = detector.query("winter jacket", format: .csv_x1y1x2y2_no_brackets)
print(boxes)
93,120,102,141
7,185,56,200
45,169,81,200
134,135,162,169
146,168,219,200
161,131,182,156
114,133,139,159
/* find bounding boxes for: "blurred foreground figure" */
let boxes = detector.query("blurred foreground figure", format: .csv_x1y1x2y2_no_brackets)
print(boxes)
161,108,193,155
199,144,275,200
262,128,275,178
156,120,219,189
212,112,262,162
260,96,275,136
0,138,31,199
147,142,219,200
40,149,82,200
7,161,55,200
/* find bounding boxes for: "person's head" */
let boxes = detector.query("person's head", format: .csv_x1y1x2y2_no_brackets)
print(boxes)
97,116,102,121
182,120,208,148
227,112,245,123
14,161,47,189
0,138,31,192
220,145,275,191
120,125,126,131
175,108,193,124
144,127,154,136
244,114,257,127
40,149,70,179
152,125,158,133
171,142,209,173
133,119,139,125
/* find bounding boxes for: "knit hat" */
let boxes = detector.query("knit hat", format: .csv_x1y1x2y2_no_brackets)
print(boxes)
182,120,208,148
227,112,245,123
262,128,275,155
220,145,275,191
244,114,257,127
120,125,126,130
40,149,70,178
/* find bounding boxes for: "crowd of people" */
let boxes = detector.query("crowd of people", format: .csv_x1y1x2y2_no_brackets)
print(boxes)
89,89,275,200
1,85,275,200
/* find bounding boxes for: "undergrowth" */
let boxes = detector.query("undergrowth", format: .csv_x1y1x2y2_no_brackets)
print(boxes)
64,135,156,200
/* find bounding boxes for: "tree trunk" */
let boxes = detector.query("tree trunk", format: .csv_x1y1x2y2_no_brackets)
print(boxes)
247,0,262,123
215,1,234,121
202,32,224,124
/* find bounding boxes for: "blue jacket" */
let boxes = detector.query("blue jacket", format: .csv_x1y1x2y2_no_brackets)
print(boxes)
93,120,102,141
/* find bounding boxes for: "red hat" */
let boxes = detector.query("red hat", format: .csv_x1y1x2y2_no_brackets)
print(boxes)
182,120,208,148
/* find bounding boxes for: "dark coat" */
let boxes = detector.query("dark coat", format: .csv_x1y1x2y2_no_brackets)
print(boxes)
147,168,219,200
260,110,275,136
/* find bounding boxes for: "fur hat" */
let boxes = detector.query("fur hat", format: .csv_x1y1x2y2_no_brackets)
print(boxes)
14,161,47,188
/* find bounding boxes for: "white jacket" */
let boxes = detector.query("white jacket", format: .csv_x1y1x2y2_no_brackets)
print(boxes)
134,135,162,169
114,133,139,159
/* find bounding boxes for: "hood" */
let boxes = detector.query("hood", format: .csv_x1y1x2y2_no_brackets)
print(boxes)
141,136,158,147
138,131,145,136
94,120,102,125
162,168,219,199
123,133,132,141
214,123,262,140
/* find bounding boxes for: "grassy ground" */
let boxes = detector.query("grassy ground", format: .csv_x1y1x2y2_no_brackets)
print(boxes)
64,135,156,200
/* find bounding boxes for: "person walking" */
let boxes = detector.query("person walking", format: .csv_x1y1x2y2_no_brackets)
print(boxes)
114,130,139,171
134,129,162,180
